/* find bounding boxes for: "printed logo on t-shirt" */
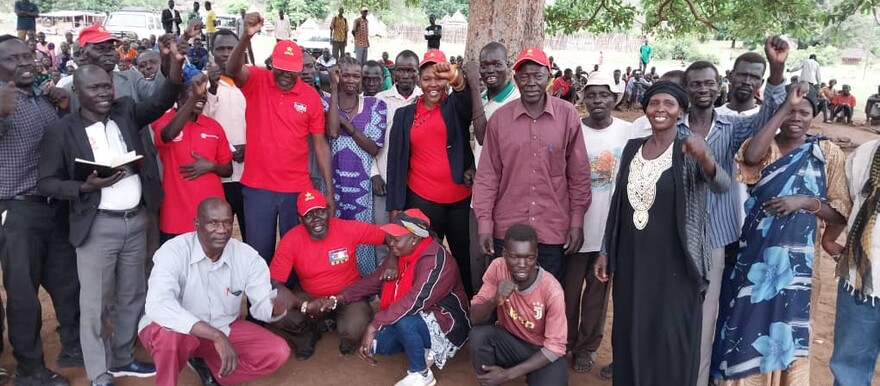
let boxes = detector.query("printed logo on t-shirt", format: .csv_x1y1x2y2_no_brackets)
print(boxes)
532,302,544,320
590,148,622,191
200,133,219,140
328,248,349,265
173,131,184,142
506,303,536,329
294,102,307,113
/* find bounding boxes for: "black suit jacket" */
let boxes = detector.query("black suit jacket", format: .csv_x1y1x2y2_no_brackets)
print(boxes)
37,81,180,247
162,8,181,34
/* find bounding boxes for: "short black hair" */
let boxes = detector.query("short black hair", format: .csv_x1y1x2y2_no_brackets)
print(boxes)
363,59,383,71
480,41,507,59
684,61,719,85
211,29,239,48
396,50,419,64
660,70,685,86
809,54,817,60
0,34,20,46
503,224,538,246
732,52,767,75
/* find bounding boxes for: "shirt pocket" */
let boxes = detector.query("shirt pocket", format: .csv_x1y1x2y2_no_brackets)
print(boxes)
548,145,566,177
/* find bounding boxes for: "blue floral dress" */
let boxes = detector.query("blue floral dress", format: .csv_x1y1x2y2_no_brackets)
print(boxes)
322,96,387,276
711,136,848,383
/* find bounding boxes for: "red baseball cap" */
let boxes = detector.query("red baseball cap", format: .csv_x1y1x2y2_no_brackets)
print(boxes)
380,209,431,237
78,24,120,46
419,49,447,68
512,47,550,71
271,40,303,72
296,189,328,216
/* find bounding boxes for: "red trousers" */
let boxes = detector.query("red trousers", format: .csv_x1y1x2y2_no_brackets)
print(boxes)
139,320,290,386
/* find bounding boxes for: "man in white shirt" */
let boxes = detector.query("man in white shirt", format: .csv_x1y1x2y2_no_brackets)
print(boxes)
717,52,765,117
564,71,628,373
373,50,421,263
139,197,291,386
316,48,337,71
469,41,520,292
788,54,821,87
274,9,291,42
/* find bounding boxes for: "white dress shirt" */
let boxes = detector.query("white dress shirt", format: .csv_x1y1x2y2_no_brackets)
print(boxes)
84,120,142,210
139,233,284,336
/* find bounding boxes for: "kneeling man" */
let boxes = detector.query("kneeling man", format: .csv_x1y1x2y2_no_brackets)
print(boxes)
469,224,568,386
268,189,388,360
138,197,292,386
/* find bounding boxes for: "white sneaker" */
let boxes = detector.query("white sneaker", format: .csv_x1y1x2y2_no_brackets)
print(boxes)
393,369,436,386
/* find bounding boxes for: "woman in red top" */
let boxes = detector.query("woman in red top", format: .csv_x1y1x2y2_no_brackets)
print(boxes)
385,49,483,297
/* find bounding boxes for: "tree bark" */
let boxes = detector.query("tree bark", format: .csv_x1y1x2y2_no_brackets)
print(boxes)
465,0,544,62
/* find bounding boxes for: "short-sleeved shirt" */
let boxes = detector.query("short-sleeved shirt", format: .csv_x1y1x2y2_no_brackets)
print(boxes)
152,111,233,234
14,1,37,31
832,93,856,108
640,44,653,63
269,218,386,297
472,258,568,360
206,10,217,33
331,16,348,43
239,68,326,193
353,17,369,48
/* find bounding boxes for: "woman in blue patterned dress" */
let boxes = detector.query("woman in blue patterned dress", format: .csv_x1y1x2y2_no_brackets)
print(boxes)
325,57,388,275
710,84,850,386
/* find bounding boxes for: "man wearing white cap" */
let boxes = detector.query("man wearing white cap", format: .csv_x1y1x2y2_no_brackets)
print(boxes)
225,12,336,263
564,71,629,374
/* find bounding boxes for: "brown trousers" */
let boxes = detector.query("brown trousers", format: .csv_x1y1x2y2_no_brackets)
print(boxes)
267,287,372,351
563,252,611,357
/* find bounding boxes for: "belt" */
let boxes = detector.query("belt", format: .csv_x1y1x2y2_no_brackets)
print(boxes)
4,195,55,204
97,206,141,219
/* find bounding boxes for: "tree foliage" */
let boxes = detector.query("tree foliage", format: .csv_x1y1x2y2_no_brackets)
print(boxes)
545,0,637,34
225,0,250,15
266,0,330,24
419,0,469,18
40,0,164,12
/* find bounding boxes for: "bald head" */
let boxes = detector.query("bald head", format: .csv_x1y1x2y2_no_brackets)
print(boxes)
480,41,508,60
197,197,232,220
73,64,110,89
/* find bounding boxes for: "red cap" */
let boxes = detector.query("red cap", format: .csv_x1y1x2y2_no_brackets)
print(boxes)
296,189,328,216
512,47,550,71
78,24,120,46
380,209,431,237
271,40,304,72
419,49,447,68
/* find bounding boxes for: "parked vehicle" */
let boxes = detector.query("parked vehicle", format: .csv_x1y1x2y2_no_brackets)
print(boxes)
103,9,164,40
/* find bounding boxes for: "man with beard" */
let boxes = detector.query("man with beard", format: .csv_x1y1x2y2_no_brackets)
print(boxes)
361,60,384,96
469,41,519,292
373,50,422,263
37,35,183,384
151,74,232,242
267,190,384,360
0,35,79,386
226,13,335,263
680,37,789,386
717,52,766,116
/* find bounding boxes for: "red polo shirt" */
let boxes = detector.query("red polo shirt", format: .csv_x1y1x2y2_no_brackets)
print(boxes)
269,218,386,297
239,67,326,193
152,111,233,234
407,99,472,204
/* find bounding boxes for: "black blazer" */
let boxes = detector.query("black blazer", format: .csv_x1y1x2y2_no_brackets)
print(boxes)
161,8,181,34
37,81,180,247
386,87,474,211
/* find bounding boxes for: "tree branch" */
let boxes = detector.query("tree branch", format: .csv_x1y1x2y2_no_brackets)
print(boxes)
570,0,607,29
684,0,719,30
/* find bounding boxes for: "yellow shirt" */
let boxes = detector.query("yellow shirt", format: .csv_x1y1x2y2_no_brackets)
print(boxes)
206,10,216,33
331,16,348,43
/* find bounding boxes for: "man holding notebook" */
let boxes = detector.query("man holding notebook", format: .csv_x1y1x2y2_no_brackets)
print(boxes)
37,36,184,386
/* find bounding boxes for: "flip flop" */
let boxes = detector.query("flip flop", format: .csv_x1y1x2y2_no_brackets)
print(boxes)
573,354,594,373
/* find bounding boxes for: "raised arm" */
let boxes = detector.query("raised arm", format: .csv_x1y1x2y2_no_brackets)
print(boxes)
228,13,264,88
743,83,808,166
134,34,184,127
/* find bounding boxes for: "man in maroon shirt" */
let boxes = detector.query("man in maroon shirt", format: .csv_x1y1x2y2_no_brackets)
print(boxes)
473,47,591,283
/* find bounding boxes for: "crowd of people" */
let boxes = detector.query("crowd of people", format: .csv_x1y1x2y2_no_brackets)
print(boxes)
3,2,880,386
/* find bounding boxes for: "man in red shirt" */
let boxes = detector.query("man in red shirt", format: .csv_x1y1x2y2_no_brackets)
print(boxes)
469,224,568,385
267,189,386,360
226,12,336,262
152,74,233,242
831,84,856,124
551,68,573,103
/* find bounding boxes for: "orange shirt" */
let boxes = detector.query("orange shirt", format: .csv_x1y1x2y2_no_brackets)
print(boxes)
832,93,856,107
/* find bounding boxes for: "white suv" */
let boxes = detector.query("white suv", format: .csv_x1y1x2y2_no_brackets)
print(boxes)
103,9,165,41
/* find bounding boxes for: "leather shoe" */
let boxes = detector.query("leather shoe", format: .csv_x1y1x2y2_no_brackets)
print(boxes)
187,357,220,386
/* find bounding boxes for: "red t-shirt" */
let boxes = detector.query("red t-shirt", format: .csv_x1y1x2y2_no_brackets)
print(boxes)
269,218,386,297
239,67,326,193
552,77,571,97
407,99,472,204
152,111,233,234
832,93,856,107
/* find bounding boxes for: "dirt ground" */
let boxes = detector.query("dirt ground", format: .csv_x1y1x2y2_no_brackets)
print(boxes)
6,112,880,386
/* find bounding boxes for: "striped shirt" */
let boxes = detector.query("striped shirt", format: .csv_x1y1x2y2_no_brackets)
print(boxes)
677,82,787,249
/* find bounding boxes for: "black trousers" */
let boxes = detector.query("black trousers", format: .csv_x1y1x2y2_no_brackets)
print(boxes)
0,200,80,373
834,104,854,122
470,324,568,386
224,182,247,243
405,189,473,297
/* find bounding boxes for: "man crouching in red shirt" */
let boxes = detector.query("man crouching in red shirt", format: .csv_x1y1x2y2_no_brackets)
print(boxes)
151,73,233,243
267,189,395,360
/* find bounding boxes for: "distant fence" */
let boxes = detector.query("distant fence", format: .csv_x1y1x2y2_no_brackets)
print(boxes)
386,24,641,53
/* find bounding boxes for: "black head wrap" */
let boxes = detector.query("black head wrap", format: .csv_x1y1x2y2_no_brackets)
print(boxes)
786,82,820,117
642,80,689,113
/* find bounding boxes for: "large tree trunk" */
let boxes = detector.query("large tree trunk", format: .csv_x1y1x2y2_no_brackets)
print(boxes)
465,0,544,62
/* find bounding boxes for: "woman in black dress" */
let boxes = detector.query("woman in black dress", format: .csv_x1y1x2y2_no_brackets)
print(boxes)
594,81,730,386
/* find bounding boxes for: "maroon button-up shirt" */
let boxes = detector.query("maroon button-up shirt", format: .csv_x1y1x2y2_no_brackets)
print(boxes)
474,95,591,245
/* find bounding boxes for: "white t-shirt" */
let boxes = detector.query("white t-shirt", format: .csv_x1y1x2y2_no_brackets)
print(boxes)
580,117,631,252
629,115,652,139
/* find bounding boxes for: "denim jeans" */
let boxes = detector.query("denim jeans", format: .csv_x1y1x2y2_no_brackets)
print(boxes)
371,315,430,372
831,280,880,386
